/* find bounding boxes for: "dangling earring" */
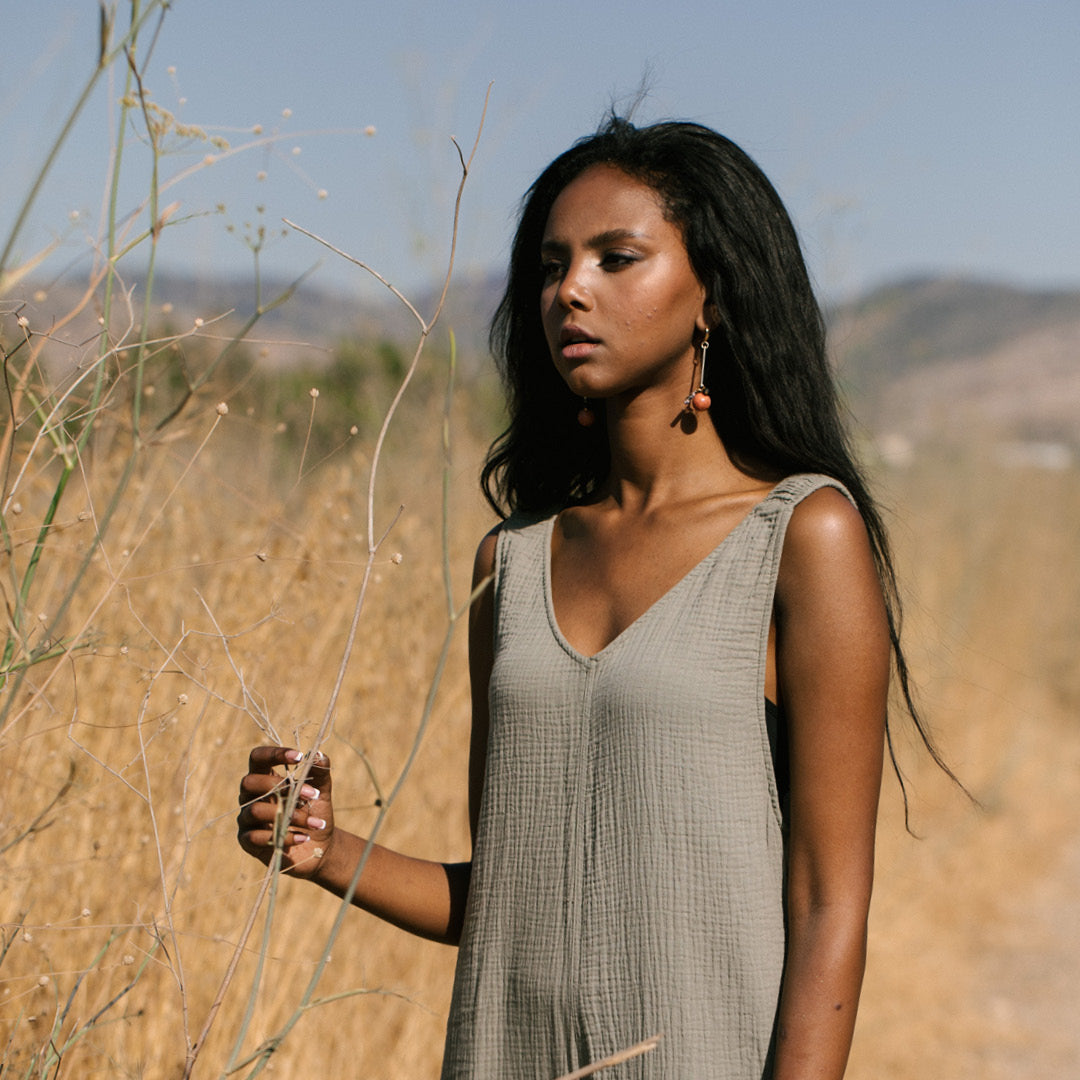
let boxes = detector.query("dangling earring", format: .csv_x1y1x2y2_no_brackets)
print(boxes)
684,328,712,412
576,397,595,427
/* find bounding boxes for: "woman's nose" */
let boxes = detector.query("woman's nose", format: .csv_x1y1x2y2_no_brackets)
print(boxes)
556,263,592,310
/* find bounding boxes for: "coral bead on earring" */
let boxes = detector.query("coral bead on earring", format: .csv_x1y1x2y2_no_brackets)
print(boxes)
684,329,712,412
577,398,595,427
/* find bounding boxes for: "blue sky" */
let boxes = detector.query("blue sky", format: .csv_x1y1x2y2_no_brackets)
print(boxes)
4,0,1078,304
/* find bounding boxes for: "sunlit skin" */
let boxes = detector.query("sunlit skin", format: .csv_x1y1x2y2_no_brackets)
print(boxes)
538,166,785,681
238,163,888,1080
540,163,708,412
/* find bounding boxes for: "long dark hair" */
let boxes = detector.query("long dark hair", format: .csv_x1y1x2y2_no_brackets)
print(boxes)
482,115,960,817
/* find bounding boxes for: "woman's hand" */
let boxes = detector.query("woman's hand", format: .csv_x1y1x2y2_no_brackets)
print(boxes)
236,746,334,880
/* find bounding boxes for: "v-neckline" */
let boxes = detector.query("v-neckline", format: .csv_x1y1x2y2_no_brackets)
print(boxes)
543,479,786,663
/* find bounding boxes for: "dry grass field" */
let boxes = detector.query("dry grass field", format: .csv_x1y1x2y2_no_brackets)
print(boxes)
4,6,1078,1071
6,10,1079,1070
1,362,1077,1078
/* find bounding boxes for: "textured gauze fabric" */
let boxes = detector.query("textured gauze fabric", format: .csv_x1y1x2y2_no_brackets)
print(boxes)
441,473,852,1079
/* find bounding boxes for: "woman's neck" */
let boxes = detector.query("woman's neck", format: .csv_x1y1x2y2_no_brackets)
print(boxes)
600,395,760,512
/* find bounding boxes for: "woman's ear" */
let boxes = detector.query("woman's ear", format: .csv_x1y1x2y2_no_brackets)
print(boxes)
696,301,721,335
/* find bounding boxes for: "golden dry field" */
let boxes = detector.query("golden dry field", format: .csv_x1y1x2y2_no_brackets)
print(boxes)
4,7,1077,1073
1,357,1078,1078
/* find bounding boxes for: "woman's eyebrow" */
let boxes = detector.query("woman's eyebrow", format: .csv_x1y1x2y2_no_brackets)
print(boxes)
540,228,649,252
587,228,647,246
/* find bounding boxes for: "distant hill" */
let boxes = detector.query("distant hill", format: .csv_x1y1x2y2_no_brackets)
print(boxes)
828,277,1080,458
146,268,506,376
15,270,1079,460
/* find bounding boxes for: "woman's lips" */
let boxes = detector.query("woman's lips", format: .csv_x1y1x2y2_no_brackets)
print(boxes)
560,340,599,360
558,326,599,361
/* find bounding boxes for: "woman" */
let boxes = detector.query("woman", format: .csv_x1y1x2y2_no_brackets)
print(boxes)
238,118,927,1078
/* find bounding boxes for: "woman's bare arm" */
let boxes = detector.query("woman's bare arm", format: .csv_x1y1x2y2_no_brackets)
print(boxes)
235,528,499,947
771,487,889,1079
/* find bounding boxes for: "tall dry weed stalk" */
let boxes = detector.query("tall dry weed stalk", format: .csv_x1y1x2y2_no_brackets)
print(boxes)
1,5,490,1076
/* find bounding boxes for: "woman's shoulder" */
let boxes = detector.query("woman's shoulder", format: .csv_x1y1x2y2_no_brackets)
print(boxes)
785,484,867,550
473,524,502,583
776,483,879,613
471,509,555,582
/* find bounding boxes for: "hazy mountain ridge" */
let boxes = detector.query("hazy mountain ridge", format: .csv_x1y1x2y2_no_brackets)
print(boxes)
827,277,1080,459
828,276,1080,385
15,271,1079,458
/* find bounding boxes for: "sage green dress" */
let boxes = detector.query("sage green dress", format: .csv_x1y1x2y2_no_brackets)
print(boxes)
441,474,851,1079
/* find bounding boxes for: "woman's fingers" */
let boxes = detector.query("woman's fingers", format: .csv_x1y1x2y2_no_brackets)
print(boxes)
245,745,332,775
247,744,303,774
237,747,334,871
239,748,332,804
239,796,324,830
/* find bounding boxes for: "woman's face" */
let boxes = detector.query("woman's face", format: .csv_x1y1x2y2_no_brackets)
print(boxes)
539,164,707,407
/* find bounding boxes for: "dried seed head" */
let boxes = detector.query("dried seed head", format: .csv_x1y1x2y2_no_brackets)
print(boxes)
252,123,263,134
38,975,49,987
256,551,268,562
123,954,135,966
349,425,358,436
390,552,403,565
177,693,188,705
281,107,293,118
364,125,376,136
17,315,29,328
193,317,204,328
317,189,328,200
216,401,229,415
309,387,319,398
257,170,268,181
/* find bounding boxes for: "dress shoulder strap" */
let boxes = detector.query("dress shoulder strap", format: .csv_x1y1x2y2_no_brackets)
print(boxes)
764,472,856,511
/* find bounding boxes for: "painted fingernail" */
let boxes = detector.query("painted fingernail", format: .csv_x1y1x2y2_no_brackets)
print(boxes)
284,749,303,763
299,785,320,801
291,832,308,844
307,816,326,831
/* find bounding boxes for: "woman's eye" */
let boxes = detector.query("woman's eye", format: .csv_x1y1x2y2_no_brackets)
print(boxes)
601,252,637,269
541,260,564,279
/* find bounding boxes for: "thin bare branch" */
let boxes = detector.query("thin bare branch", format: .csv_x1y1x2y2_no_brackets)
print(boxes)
279,220,426,329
